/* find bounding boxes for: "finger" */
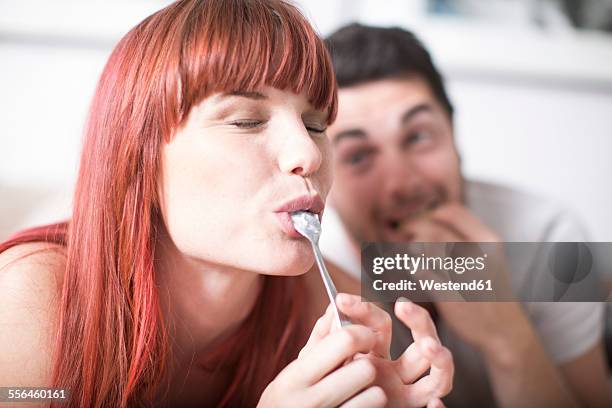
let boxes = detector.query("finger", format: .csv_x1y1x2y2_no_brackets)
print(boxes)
429,203,498,242
426,343,454,397
403,345,454,406
395,298,440,342
310,358,378,407
427,397,446,408
336,293,392,358
293,324,377,385
395,337,437,383
300,303,334,358
339,386,387,408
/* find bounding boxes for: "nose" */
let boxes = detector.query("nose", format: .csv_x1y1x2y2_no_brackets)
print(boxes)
278,127,323,177
382,151,424,203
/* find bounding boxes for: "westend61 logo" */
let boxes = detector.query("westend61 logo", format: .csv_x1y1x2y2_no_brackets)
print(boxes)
361,242,609,302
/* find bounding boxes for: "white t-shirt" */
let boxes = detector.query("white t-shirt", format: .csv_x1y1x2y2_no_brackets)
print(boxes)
320,179,605,407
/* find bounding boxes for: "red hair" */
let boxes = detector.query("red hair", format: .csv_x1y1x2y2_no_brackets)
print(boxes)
0,0,337,406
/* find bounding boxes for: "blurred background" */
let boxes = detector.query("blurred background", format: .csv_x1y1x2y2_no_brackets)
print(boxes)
1,0,611,242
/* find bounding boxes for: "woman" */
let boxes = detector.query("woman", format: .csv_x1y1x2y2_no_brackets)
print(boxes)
0,1,453,407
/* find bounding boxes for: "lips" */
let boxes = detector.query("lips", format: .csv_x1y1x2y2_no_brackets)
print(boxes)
275,195,324,238
276,195,324,214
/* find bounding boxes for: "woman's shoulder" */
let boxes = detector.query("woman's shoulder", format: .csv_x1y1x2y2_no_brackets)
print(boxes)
0,241,66,290
0,242,66,387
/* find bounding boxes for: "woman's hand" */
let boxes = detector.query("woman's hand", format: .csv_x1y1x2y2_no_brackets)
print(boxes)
333,294,454,408
257,308,387,408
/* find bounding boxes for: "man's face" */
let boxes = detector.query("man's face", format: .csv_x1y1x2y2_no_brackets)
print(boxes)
328,77,463,242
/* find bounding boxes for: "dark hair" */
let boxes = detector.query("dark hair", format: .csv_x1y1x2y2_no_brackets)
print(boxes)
324,23,454,120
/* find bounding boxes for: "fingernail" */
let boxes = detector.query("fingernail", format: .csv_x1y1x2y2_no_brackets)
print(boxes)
397,297,413,312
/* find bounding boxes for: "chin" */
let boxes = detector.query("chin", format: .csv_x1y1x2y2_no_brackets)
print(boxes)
258,241,315,276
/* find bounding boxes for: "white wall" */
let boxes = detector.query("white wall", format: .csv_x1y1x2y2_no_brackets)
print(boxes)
0,44,106,189
0,0,611,240
451,79,612,241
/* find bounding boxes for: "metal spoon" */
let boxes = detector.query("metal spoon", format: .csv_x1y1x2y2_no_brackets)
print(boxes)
291,210,352,328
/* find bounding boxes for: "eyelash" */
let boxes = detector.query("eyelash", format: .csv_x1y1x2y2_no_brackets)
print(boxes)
307,127,327,135
230,120,326,134
231,120,264,129
344,149,374,166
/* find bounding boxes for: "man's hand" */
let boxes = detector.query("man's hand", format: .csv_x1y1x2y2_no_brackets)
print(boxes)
399,202,498,243
398,202,585,408
398,203,530,360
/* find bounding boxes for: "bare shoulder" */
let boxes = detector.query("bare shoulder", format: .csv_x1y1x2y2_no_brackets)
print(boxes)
0,242,66,387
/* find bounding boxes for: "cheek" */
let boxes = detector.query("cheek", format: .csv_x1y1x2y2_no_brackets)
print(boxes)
164,134,270,203
159,138,269,256
414,147,462,200
318,142,334,195
159,147,218,253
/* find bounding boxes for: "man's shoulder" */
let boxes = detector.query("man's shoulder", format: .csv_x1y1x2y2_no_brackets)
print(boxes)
465,179,585,241
0,242,65,387
465,179,557,215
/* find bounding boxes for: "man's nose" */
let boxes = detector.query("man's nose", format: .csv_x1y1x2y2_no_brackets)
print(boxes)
277,127,323,177
382,151,422,200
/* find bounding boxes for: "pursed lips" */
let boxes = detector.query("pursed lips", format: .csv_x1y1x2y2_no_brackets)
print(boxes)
274,194,325,238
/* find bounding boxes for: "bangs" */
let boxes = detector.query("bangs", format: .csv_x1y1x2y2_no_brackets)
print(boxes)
176,0,337,125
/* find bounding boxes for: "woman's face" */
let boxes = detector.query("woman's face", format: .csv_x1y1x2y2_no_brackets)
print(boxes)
159,86,333,275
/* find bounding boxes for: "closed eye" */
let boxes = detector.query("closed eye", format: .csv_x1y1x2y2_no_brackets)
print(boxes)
306,126,327,134
230,119,265,129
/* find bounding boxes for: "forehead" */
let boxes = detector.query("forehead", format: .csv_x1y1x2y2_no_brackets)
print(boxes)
333,77,439,129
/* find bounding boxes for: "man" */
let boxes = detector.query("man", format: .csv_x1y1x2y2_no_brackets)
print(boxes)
320,24,610,407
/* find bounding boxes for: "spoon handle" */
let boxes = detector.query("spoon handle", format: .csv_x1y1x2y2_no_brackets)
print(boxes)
311,242,352,328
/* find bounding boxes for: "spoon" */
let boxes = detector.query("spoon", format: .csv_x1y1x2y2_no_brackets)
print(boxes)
291,210,352,328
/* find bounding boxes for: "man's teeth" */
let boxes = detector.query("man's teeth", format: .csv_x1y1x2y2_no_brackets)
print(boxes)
387,208,433,230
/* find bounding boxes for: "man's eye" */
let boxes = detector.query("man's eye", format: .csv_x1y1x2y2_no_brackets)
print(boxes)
230,120,264,129
345,150,371,166
405,131,430,145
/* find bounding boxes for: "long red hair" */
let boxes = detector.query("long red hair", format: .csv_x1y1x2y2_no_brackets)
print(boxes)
0,0,337,406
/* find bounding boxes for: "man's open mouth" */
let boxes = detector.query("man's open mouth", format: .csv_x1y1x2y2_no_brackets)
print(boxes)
382,201,441,232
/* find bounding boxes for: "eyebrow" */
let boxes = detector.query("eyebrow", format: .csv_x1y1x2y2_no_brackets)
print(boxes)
333,103,433,145
332,129,367,145
401,104,433,124
225,90,268,100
